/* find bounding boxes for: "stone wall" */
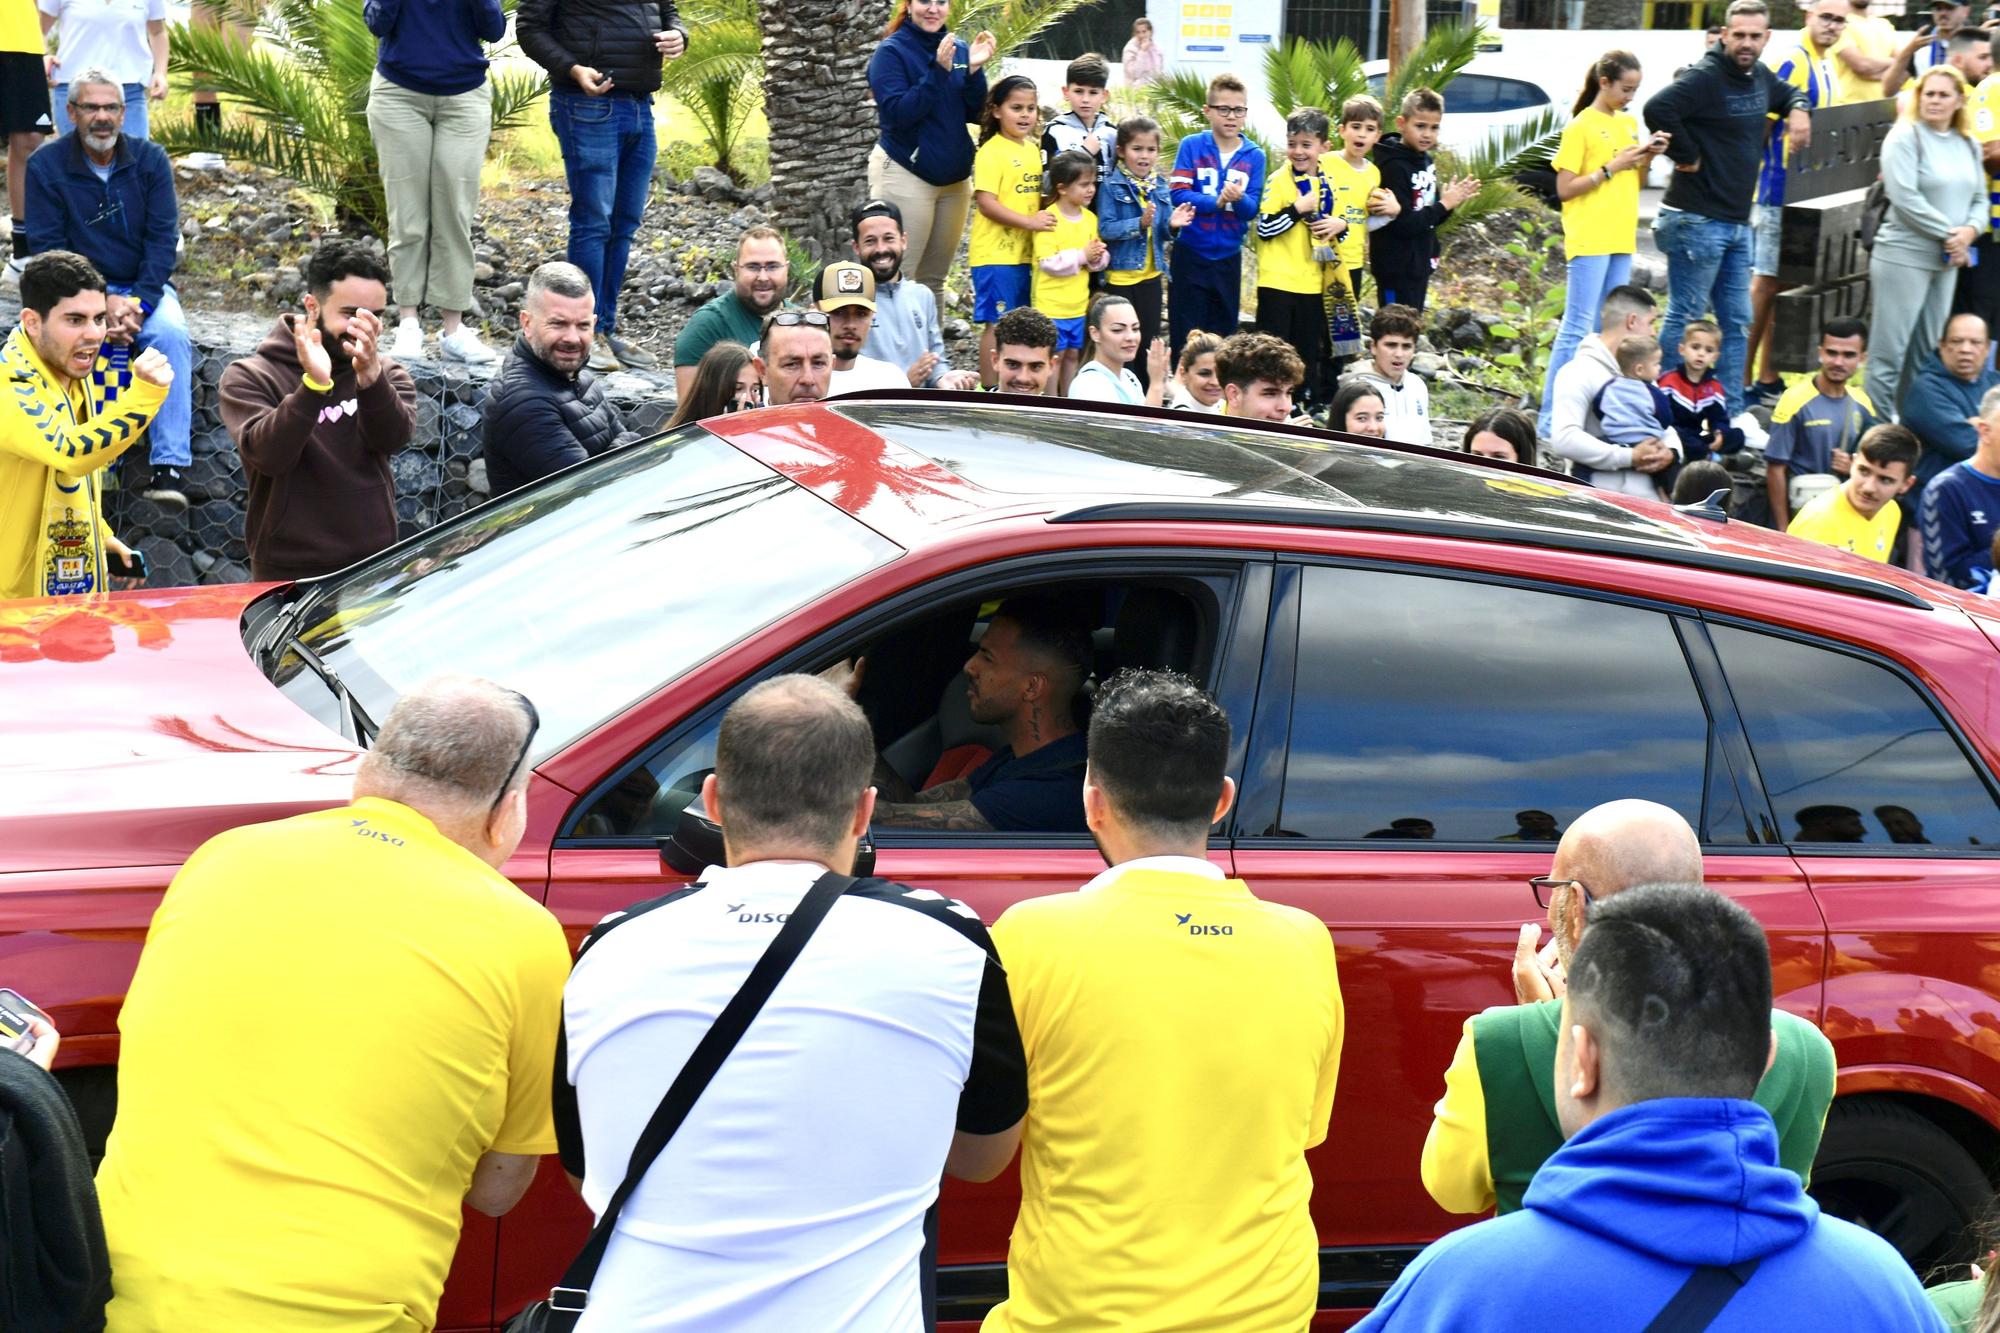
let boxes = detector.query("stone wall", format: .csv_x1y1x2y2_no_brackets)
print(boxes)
65,304,679,589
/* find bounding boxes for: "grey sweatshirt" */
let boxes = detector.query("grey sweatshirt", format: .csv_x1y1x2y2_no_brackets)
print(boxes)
1875,120,1987,269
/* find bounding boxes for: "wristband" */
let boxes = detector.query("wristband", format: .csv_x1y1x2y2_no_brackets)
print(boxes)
1601,165,1613,183
302,371,333,393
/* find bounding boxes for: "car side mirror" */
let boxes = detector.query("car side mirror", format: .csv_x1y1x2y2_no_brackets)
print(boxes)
658,804,877,878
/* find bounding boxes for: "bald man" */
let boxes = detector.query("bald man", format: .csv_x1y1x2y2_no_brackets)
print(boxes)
1419,799,1836,1216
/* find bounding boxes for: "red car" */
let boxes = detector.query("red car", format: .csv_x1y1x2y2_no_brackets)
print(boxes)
6,393,2000,1329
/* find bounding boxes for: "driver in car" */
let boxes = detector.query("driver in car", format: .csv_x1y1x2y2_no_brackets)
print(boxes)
825,596,1092,833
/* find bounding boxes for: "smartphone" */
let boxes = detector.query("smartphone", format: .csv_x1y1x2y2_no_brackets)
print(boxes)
0,988,50,1055
108,546,149,581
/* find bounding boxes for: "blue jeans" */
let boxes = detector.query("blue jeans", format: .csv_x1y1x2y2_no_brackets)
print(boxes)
549,89,655,335
1538,251,1634,437
130,285,191,466
1654,207,1753,418
51,82,149,139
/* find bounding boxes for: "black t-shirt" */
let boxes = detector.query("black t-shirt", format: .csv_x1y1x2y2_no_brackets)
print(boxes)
967,731,1088,833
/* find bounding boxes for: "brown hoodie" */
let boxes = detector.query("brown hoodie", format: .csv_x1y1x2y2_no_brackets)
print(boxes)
221,317,418,582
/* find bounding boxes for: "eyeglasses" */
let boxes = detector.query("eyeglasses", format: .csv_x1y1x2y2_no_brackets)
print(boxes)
764,310,830,330
73,101,124,117
1206,104,1249,116
489,690,541,820
1529,876,1594,910
737,261,786,275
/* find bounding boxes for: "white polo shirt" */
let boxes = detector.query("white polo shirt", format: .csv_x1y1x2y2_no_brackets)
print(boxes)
556,859,1027,1332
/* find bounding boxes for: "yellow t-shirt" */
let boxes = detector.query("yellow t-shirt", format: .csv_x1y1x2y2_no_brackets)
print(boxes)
980,863,1343,1333
1324,151,1380,273
1787,482,1902,561
97,798,572,1332
1974,75,2000,230
1256,162,1329,296
970,133,1042,268
1834,13,1897,107
1554,106,1642,256
1032,206,1099,319
0,0,40,54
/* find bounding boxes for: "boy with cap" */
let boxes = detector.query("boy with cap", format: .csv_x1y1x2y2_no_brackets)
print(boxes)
818,260,908,395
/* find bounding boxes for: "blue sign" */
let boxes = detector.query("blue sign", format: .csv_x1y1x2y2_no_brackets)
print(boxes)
1239,32,1272,41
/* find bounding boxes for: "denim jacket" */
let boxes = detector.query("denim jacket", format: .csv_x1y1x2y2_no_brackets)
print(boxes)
1098,167,1172,276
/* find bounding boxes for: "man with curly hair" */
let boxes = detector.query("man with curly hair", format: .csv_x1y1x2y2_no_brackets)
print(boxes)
1214,330,1305,421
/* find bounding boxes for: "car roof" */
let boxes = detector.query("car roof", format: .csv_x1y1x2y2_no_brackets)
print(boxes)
705,392,1945,612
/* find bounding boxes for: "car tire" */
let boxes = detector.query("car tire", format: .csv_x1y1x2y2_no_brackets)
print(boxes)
52,1063,117,1166
1810,1098,1993,1278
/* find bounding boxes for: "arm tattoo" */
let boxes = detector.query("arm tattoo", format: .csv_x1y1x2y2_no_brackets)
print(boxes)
909,778,973,804
875,799,994,832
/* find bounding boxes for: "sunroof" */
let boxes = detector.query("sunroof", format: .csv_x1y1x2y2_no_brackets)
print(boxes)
834,401,1697,548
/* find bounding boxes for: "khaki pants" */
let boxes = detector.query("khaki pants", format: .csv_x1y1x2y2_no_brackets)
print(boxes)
868,145,971,312
366,73,492,314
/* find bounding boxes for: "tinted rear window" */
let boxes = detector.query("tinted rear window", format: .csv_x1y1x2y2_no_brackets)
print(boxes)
1712,625,2000,847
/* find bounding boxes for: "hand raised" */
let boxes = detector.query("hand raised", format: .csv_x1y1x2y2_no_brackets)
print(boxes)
1146,336,1170,381
345,309,384,388
287,313,333,384
1512,922,1565,1004
935,31,958,70
1169,202,1195,227
967,30,997,70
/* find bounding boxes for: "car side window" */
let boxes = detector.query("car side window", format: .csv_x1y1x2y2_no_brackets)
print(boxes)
1271,567,1710,842
569,720,720,839
1710,624,2000,847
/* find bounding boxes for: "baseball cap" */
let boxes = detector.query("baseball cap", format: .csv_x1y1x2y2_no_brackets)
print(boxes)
850,197,905,230
814,261,877,312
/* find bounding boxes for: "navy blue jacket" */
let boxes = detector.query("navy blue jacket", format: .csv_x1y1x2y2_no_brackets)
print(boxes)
481,335,636,497
1356,1099,1946,1333
1901,350,2000,489
365,0,506,97
23,133,177,309
868,23,987,187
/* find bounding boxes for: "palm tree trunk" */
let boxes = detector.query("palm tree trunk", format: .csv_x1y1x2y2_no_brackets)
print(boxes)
757,0,879,265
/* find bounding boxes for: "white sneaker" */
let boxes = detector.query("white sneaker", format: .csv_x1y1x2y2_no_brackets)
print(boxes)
389,317,424,361
182,151,226,171
438,325,499,366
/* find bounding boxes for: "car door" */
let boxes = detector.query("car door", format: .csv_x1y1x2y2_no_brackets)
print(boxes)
1228,559,1825,1323
506,554,1274,1326
1704,615,2000,1272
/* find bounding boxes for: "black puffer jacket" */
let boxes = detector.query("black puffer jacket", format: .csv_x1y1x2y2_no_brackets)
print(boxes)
481,335,637,497
517,0,686,96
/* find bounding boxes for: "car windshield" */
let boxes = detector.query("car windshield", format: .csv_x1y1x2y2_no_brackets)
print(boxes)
268,428,900,760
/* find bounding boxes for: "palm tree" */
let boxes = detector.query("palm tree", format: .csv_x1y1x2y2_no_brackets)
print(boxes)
153,0,546,237
760,0,1112,265
662,0,763,183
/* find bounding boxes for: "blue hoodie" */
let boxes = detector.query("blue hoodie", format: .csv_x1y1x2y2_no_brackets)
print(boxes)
867,24,988,187
1356,1099,1945,1332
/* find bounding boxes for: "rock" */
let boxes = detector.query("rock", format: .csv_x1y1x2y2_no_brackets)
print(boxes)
200,558,251,586
748,183,774,205
689,166,739,201
1448,320,1486,349
1630,252,1668,292
473,261,497,284
944,318,970,340
244,270,277,290
1410,352,1449,381
467,457,489,496
495,281,524,301
728,204,764,229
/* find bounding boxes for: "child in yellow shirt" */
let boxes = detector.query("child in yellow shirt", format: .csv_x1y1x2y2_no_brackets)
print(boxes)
972,75,1052,387
1033,148,1110,393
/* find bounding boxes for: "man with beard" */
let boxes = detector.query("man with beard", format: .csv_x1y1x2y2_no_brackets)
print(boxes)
221,240,417,582
0,249,171,599
851,199,978,390
23,69,192,513
1645,0,1811,419
827,595,1094,833
481,262,636,497
673,225,788,398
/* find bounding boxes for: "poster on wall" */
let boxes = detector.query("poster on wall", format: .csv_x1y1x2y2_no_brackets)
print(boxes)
1155,0,1279,106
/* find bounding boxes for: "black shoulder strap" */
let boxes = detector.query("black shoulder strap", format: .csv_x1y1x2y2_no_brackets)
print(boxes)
1641,1258,1763,1333
548,869,854,1313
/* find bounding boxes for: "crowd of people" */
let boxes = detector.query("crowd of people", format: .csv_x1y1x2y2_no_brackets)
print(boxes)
7,664,1974,1331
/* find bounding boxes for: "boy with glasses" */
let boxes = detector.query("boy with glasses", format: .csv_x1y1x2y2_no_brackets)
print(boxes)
1167,73,1264,361
1420,799,1834,1218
